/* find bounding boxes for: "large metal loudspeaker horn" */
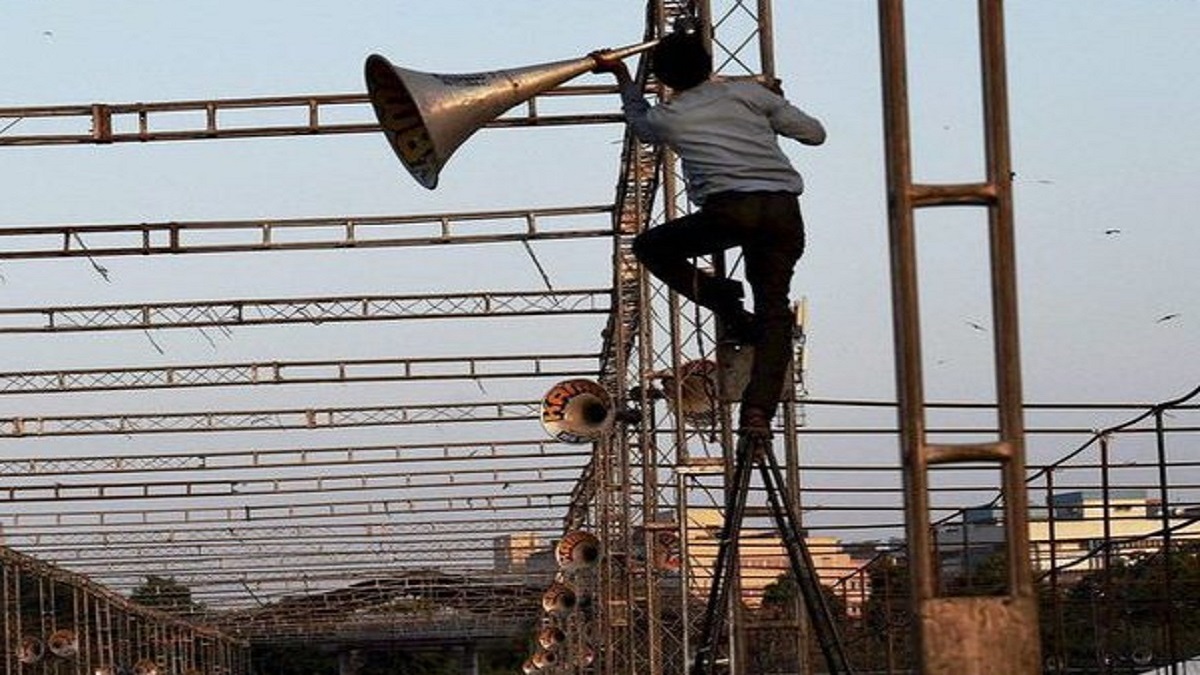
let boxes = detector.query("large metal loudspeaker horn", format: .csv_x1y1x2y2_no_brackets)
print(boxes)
364,40,656,189
556,529,601,570
657,358,719,427
540,379,614,444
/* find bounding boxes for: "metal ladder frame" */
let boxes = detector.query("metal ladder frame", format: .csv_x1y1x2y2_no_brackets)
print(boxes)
877,1,1042,672
689,432,852,675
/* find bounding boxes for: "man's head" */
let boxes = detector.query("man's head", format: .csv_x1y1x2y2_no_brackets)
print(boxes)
652,31,712,91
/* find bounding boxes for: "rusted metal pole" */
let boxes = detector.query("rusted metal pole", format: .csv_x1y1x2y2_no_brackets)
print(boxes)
877,1,1041,672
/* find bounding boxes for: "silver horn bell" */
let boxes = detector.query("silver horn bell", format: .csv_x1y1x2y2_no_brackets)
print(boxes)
364,40,656,189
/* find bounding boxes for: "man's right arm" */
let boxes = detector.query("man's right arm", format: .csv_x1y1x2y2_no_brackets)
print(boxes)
591,51,660,143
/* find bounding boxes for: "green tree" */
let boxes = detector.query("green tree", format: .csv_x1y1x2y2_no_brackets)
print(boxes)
856,554,914,672
129,575,203,615
1045,543,1200,672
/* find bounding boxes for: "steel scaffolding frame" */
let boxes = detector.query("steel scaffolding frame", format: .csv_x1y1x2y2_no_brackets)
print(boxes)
6,2,1155,675
1,546,249,675
0,2,795,673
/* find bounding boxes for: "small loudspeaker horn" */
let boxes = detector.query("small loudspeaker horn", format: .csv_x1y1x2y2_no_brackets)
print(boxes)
537,625,566,649
541,379,614,444
133,659,160,675
657,359,719,427
531,649,558,669
18,636,44,664
47,629,78,658
555,530,601,569
541,581,578,614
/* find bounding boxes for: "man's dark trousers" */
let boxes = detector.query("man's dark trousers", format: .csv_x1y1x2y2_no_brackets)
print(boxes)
631,190,804,419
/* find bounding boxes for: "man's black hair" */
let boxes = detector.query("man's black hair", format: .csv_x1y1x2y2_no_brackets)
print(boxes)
652,31,712,91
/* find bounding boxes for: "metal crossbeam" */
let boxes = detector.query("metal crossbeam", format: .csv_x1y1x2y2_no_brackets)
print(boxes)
24,534,549,567
0,352,596,395
0,399,540,437
0,205,611,259
0,287,609,333
58,552,545,585
0,438,578,476
0,465,581,504
0,86,621,147
4,493,570,528
5,516,562,548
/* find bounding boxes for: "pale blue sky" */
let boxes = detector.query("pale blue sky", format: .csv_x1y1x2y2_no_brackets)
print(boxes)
1,0,1197,412
0,0,1198,558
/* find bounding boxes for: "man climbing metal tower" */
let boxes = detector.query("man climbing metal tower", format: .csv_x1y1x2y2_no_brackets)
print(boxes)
591,24,825,437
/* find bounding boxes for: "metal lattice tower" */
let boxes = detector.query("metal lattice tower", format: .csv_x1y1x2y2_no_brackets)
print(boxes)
583,2,818,674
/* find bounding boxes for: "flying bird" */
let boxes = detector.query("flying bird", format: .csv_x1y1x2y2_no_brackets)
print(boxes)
1104,228,1121,235
1156,313,1180,323
965,320,987,332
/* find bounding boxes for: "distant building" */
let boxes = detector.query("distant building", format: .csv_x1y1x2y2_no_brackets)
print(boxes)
936,490,1200,580
493,532,544,573
685,509,873,617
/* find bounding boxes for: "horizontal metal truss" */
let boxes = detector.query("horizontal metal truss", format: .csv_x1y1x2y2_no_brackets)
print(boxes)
3,491,574,529
8,530,573,597
1,453,582,505
0,288,610,333
212,569,551,643
0,438,574,476
0,86,622,147
1,398,541,437
9,516,564,551
0,205,611,259
0,352,597,395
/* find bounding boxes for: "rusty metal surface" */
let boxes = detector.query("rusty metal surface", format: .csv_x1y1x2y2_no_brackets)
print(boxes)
877,0,1041,672
920,596,1041,675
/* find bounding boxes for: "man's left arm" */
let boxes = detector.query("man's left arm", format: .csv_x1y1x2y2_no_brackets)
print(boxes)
756,85,826,146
